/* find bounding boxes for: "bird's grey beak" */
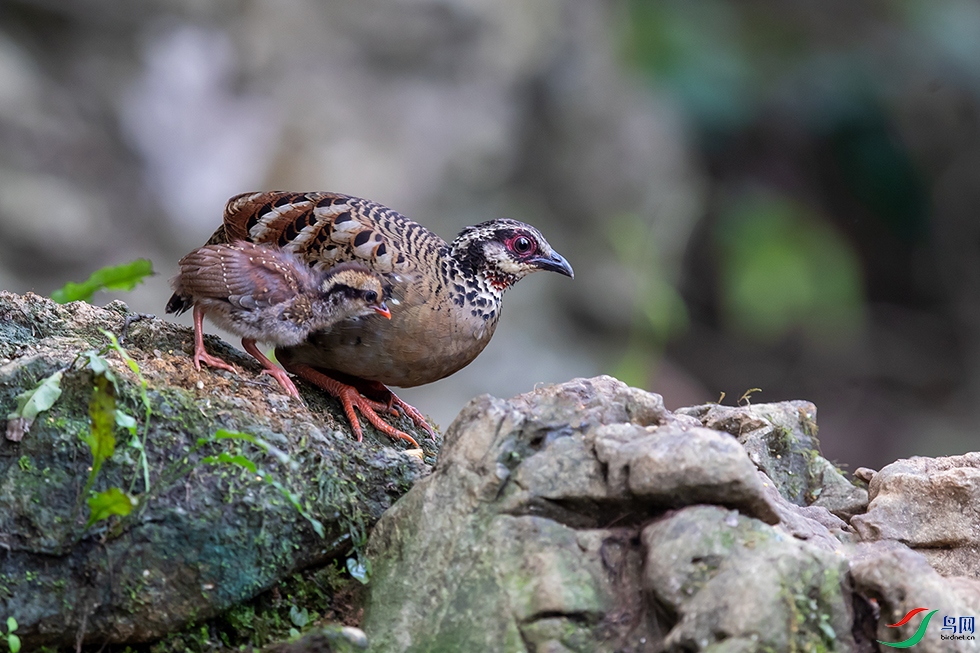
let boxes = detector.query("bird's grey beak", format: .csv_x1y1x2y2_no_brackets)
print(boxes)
532,251,574,279
374,303,392,320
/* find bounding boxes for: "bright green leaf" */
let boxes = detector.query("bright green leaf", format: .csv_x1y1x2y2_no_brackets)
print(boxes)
99,330,152,494
8,633,20,653
51,259,154,304
6,616,16,631
86,487,136,528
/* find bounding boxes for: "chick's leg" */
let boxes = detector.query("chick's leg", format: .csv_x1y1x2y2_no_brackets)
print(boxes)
241,339,300,398
192,305,238,374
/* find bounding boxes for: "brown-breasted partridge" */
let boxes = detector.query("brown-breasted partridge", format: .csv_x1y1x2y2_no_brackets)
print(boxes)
166,191,574,445
170,241,395,413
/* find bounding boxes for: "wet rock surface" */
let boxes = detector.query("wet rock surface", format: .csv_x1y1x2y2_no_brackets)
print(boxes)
0,291,432,649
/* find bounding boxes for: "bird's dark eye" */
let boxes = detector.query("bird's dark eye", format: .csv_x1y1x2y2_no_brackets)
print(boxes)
512,236,533,254
365,291,378,303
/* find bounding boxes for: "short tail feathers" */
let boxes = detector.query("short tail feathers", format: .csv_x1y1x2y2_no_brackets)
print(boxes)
166,223,232,315
166,293,192,315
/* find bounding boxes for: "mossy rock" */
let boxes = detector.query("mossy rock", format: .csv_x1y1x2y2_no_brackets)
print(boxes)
0,291,434,649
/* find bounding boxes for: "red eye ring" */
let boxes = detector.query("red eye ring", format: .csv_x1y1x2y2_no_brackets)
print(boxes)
509,234,535,255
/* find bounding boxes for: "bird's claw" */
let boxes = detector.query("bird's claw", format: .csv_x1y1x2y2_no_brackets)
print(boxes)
193,350,239,375
258,367,301,398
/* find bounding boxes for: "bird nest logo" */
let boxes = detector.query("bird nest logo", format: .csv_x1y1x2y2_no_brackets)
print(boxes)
879,607,976,648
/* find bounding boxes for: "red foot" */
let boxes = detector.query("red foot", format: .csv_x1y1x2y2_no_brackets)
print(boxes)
279,361,420,447
193,305,238,374
357,380,436,438
242,339,300,398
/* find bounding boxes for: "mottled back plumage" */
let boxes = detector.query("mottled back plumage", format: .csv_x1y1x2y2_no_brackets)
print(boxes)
167,191,573,388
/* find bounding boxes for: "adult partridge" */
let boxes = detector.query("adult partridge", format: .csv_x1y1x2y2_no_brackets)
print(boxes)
170,242,396,416
167,191,574,444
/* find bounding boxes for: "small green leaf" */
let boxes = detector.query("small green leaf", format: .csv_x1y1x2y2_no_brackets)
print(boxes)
86,487,136,527
289,605,310,628
8,633,20,653
307,516,325,538
6,616,16,631
8,371,63,423
346,556,371,584
51,259,154,304
83,374,117,477
214,429,262,446
115,411,137,433
85,351,112,379
6,370,64,441
202,452,258,474
85,351,124,395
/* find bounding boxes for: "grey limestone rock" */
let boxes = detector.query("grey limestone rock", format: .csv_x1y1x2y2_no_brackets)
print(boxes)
362,377,869,652
642,505,856,652
851,453,980,578
678,401,869,519
849,540,980,652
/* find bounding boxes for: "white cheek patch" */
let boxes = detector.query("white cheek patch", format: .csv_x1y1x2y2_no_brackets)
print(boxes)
484,242,526,276
497,257,527,275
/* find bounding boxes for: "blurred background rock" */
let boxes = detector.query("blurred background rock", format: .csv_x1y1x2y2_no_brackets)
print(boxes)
1,0,977,469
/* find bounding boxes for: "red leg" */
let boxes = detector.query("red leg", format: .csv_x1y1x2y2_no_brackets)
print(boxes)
241,339,300,398
192,305,238,374
280,361,420,448
358,381,436,438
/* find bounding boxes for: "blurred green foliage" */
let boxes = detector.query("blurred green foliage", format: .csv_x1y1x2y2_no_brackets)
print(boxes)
616,0,945,363
716,193,865,344
608,213,688,387
51,259,154,304
624,0,761,130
